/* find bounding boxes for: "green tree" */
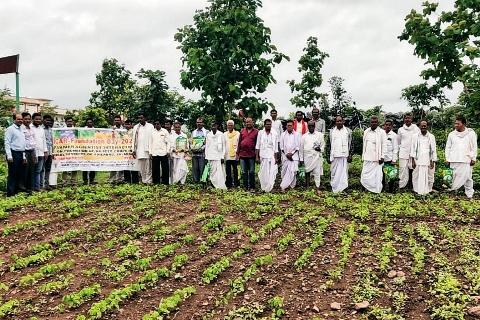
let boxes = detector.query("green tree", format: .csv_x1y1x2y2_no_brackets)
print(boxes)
329,76,352,117
71,106,109,128
399,1,480,124
0,88,14,118
175,0,289,123
135,69,175,122
287,36,329,112
90,58,138,120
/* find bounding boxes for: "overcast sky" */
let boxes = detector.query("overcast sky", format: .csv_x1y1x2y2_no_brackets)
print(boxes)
0,0,459,116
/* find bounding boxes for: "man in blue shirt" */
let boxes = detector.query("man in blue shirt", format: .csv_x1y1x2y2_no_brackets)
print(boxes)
4,114,27,197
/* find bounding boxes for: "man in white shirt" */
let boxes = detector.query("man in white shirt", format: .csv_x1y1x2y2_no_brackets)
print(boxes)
224,120,240,188
22,112,37,193
31,113,48,191
191,118,208,184
280,120,301,191
109,115,125,184
170,121,190,185
256,119,279,192
132,113,154,184
361,116,387,193
300,120,325,189
5,113,26,197
123,119,139,184
270,109,283,137
328,116,352,193
205,122,227,190
150,120,171,185
397,113,420,189
411,120,437,196
445,115,477,198
383,119,399,193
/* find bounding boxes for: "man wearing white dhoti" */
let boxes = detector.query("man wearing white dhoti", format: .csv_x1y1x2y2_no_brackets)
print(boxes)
445,115,477,198
397,113,420,189
300,121,325,189
132,113,154,184
256,119,279,192
280,120,301,191
327,116,352,193
205,122,227,190
411,120,437,196
361,116,387,193
170,122,189,185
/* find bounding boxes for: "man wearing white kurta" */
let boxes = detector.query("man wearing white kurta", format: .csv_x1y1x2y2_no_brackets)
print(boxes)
411,120,437,196
383,119,399,193
300,121,324,188
397,113,420,189
445,115,477,198
256,119,279,192
361,116,387,193
280,121,301,190
328,116,352,193
132,114,154,184
170,122,189,185
205,123,227,190
270,109,283,137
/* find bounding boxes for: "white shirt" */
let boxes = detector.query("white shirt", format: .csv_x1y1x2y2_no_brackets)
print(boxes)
149,128,171,157
255,130,278,159
384,130,398,163
301,131,325,157
411,132,437,166
330,127,351,158
398,124,420,159
280,131,301,161
31,124,48,157
133,122,154,159
205,131,226,161
362,128,387,162
445,129,478,163
271,119,283,137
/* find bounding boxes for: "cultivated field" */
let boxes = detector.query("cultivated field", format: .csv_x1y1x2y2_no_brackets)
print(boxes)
0,185,479,319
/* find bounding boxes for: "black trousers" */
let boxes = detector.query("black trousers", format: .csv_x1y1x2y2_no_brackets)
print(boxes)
24,150,36,192
152,156,170,185
7,150,26,197
123,170,139,184
192,155,206,183
82,171,96,184
225,160,239,188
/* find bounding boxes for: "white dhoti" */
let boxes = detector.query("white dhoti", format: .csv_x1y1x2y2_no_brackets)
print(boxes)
361,161,383,193
412,165,434,195
280,158,298,190
331,157,348,193
398,158,413,189
258,158,278,192
172,157,188,185
450,162,474,198
209,160,227,190
304,152,322,188
138,158,152,184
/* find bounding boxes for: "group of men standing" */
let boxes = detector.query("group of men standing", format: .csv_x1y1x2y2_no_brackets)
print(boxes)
358,113,477,198
4,109,478,198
